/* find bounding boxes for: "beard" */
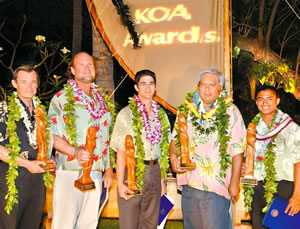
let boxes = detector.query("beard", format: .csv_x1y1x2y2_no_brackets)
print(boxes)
75,73,95,84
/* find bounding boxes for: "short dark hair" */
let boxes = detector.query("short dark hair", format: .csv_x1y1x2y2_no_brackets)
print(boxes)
135,69,156,85
13,65,38,81
255,85,279,99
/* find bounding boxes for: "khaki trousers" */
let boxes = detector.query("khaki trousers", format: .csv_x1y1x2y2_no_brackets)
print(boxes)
51,169,103,229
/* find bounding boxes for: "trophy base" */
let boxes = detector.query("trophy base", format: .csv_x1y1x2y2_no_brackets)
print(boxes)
180,162,196,171
240,177,257,185
74,180,96,192
40,162,56,171
126,189,143,196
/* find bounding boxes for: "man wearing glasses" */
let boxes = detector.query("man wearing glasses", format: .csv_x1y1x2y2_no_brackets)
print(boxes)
110,69,171,229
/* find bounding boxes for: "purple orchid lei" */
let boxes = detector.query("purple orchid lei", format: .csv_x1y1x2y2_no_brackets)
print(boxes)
133,95,162,145
68,79,107,120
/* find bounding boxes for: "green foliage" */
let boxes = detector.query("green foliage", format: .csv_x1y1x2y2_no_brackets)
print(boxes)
232,38,240,59
129,97,146,188
174,90,195,155
4,93,53,214
43,172,55,188
214,94,231,179
158,107,171,180
253,61,297,93
262,139,278,213
5,94,21,214
64,82,78,147
101,88,117,168
128,97,170,188
175,91,232,179
232,45,241,59
243,111,279,213
244,184,254,212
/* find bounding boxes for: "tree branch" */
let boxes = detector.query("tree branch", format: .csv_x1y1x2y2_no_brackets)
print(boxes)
258,0,265,46
265,0,280,46
232,23,258,31
279,17,298,56
9,15,26,74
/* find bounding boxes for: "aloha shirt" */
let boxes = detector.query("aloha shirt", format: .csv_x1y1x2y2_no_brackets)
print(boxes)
48,87,111,171
254,110,300,181
172,104,246,200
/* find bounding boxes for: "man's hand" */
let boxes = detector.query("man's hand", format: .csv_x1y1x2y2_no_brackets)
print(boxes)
228,182,240,203
170,154,187,173
75,148,90,166
49,156,56,170
26,160,46,173
285,194,300,216
118,183,134,200
169,140,186,173
285,162,300,216
161,181,167,196
229,153,243,203
241,162,246,177
103,167,114,188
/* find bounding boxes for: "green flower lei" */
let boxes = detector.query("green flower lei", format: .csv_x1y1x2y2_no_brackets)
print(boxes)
100,87,117,168
244,110,278,213
128,97,170,188
64,83,116,167
5,93,53,215
175,90,231,178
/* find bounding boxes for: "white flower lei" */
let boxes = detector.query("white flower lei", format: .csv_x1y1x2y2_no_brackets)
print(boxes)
13,92,38,148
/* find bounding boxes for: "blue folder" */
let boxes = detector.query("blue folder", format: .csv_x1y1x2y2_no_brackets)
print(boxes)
158,194,174,226
263,197,300,229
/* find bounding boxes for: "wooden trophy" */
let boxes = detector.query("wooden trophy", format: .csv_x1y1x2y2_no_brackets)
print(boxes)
125,135,142,195
36,106,55,171
74,126,96,192
178,113,196,170
240,122,257,185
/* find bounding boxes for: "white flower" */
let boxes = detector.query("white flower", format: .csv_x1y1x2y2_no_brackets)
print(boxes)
14,92,37,148
35,35,46,43
0,47,3,51
60,47,70,54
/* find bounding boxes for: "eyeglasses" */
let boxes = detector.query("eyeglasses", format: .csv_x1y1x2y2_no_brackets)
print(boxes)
138,82,155,87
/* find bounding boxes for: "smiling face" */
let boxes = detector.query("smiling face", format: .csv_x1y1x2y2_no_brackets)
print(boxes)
256,89,280,117
12,70,38,102
134,75,156,101
198,73,221,108
71,52,95,84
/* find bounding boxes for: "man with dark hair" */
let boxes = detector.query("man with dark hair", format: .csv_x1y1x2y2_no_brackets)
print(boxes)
0,65,51,228
134,69,157,85
170,68,246,229
110,69,170,229
48,52,113,228
243,85,300,229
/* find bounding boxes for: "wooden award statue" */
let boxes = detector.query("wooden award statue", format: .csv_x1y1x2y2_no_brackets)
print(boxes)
178,113,195,170
240,122,257,185
74,126,96,192
36,106,55,171
125,135,142,195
